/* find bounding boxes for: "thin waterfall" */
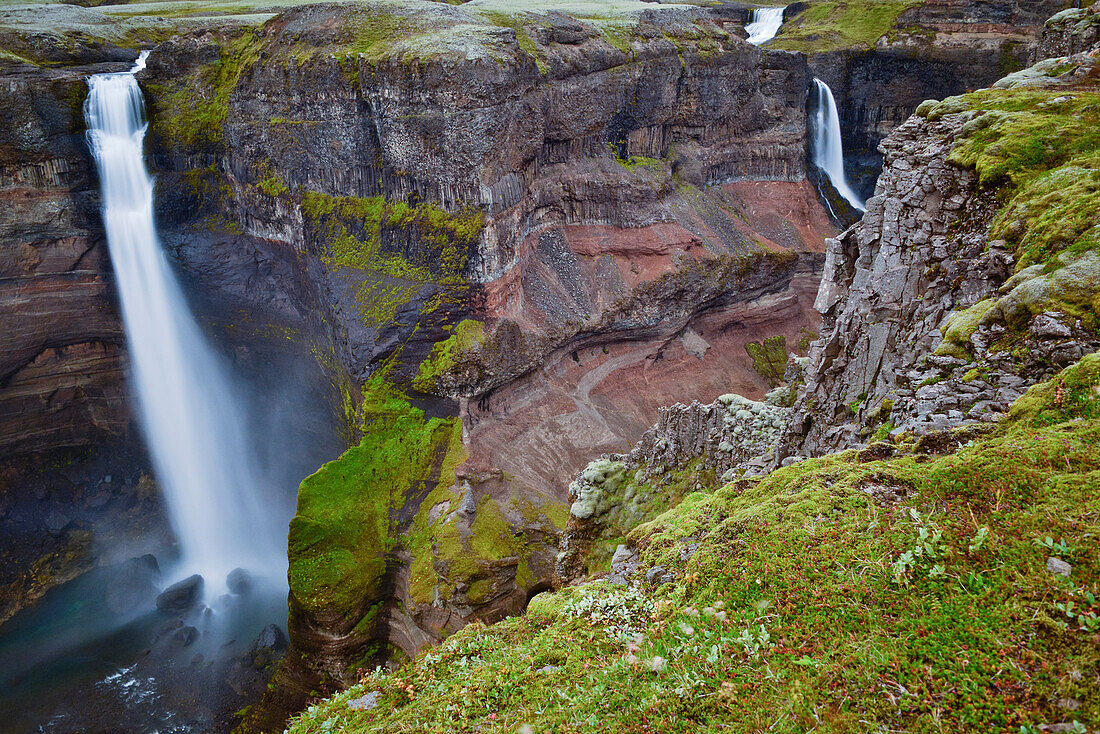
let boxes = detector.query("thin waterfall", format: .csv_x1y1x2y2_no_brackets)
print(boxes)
810,78,866,212
745,6,785,45
84,53,284,592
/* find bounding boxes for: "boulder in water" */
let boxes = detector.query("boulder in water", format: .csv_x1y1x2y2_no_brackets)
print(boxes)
226,567,252,595
106,554,160,615
156,574,203,613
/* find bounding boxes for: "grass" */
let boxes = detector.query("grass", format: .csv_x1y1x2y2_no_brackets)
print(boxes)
769,0,924,53
287,355,1100,733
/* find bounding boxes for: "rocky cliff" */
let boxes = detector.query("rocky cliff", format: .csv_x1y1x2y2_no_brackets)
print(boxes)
778,38,1100,460
0,59,131,457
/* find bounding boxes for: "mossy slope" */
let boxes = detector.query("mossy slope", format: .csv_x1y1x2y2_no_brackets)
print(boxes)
288,355,1100,732
288,371,466,626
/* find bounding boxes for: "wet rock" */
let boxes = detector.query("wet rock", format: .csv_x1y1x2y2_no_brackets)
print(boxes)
1047,557,1073,577
248,623,288,668
106,554,161,615
226,567,253,595
173,625,199,647
45,511,71,536
156,574,203,613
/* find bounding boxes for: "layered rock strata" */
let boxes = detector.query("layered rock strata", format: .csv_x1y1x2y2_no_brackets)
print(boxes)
0,59,132,457
124,2,837,728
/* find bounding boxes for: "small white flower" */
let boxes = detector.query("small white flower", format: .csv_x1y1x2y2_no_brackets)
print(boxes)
648,656,667,672
715,611,727,623
713,601,725,610
678,621,695,636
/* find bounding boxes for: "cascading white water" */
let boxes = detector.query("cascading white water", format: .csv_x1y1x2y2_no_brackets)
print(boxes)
85,53,284,592
810,78,865,212
745,6,786,45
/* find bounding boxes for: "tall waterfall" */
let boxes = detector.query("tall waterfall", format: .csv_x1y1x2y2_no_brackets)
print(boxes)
745,6,785,45
85,54,284,591
810,78,865,211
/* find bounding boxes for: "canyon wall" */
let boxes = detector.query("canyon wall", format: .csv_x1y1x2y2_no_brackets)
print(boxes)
775,0,1068,198
0,61,131,457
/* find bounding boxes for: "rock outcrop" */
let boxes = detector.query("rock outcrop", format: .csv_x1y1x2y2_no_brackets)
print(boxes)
1030,1,1100,61
776,43,1100,460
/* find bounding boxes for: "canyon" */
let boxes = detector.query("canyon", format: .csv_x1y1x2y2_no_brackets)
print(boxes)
1,0,1095,731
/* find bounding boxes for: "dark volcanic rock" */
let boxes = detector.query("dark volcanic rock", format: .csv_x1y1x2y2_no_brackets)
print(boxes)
155,574,203,614
226,567,252,595
105,554,161,615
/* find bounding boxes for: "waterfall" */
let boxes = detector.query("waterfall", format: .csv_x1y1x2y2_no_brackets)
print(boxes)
84,53,284,592
745,6,785,45
810,78,866,212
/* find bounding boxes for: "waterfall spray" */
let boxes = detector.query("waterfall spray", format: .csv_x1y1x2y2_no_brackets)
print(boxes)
810,78,865,212
84,54,284,592
745,6,785,45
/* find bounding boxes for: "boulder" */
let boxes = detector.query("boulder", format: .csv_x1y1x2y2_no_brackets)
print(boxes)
155,574,203,613
106,554,161,615
226,567,253,595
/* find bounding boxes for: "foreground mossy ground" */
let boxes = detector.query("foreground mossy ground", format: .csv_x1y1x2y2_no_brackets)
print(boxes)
287,355,1100,733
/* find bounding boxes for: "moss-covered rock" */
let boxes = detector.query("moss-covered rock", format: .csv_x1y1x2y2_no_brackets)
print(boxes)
287,357,1100,733
288,371,466,626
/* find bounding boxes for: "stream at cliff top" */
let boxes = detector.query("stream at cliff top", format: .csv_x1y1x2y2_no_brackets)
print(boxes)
0,53,342,732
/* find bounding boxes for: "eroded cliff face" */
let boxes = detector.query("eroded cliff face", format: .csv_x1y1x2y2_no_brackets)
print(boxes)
0,60,131,457
124,1,834,726
775,0,1067,199
777,37,1100,460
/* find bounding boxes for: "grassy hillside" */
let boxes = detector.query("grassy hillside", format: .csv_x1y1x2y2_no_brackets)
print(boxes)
284,352,1099,733
768,0,923,53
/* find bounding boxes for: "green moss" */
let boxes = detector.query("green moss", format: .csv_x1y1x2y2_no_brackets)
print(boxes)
287,370,465,619
257,171,289,198
936,298,996,356
745,335,788,386
412,319,486,393
1008,352,1100,426
478,10,550,74
145,30,260,149
770,0,923,53
938,88,1100,330
300,192,483,327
